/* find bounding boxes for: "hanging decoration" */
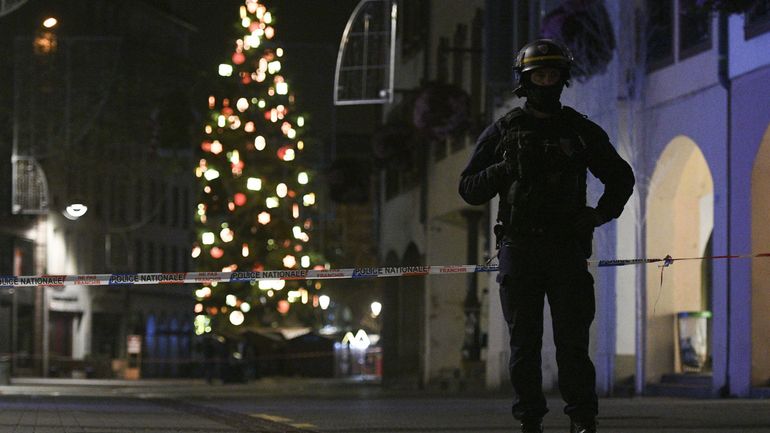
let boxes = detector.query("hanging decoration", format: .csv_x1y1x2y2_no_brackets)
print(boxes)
412,82,471,141
371,123,420,171
540,0,616,81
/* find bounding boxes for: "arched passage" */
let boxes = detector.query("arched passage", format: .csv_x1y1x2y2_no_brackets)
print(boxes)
751,125,770,387
646,136,714,382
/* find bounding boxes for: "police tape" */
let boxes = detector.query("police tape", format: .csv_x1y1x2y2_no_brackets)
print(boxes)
0,253,768,288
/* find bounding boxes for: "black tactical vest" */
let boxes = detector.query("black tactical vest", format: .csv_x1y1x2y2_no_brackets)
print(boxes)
494,107,589,233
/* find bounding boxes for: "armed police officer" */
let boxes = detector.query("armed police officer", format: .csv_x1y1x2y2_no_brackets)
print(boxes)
459,40,634,433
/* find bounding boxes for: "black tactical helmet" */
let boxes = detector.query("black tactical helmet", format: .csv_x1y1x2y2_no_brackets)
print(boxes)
514,39,574,95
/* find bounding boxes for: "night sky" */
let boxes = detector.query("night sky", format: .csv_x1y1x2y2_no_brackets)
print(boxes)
172,0,362,148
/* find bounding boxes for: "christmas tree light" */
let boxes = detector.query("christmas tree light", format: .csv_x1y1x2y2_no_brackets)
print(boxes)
193,0,325,335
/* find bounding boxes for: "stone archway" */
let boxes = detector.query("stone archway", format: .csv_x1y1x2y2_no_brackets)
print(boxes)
645,136,714,383
751,125,770,387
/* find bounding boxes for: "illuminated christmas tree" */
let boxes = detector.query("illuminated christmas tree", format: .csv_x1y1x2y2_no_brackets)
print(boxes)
192,0,325,335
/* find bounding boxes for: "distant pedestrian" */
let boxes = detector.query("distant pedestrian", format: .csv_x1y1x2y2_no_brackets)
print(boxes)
459,39,634,433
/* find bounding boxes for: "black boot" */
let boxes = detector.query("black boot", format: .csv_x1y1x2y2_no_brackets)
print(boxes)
570,419,597,433
520,419,544,433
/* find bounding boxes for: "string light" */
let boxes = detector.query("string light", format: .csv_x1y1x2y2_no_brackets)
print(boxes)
211,140,223,154
268,60,281,74
247,177,262,191
282,255,296,268
255,136,266,150
236,98,249,112
202,232,215,245
229,310,245,326
204,169,220,181
276,183,287,198
226,294,237,307
303,193,315,206
218,64,233,76
220,227,234,242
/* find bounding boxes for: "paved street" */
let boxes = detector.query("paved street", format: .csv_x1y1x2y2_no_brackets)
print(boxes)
2,378,770,432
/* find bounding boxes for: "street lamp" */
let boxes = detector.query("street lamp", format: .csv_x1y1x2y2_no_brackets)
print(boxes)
63,202,88,220
42,17,58,28
370,301,382,318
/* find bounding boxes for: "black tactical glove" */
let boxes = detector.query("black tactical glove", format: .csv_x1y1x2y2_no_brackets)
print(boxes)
485,158,517,188
573,206,607,234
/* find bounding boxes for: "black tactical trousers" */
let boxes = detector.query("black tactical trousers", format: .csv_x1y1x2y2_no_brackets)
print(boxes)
497,232,598,424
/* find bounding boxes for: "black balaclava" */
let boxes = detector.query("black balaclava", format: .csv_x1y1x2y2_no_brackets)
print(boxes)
522,71,565,115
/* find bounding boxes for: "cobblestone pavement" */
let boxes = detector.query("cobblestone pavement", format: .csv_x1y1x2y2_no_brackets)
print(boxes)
2,378,770,432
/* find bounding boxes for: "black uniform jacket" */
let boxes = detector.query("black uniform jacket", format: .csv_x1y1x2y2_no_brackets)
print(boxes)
458,106,635,233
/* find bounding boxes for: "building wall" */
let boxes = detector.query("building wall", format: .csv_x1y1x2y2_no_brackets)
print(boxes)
732,63,770,394
0,0,197,377
377,0,486,386
378,0,770,397
729,14,770,78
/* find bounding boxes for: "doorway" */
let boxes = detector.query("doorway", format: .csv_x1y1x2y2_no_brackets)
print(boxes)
645,136,714,382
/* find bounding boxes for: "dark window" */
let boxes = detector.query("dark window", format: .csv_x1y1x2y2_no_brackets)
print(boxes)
134,239,143,272
147,241,156,272
172,186,180,228
159,182,168,226
177,247,185,273
679,0,712,59
182,187,190,228
160,244,168,271
746,0,770,39
647,0,674,70
109,178,117,223
135,180,144,222
400,0,429,59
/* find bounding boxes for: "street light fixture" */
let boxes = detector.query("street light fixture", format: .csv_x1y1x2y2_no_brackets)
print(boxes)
319,295,330,310
42,17,58,28
63,202,88,220
370,301,382,318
